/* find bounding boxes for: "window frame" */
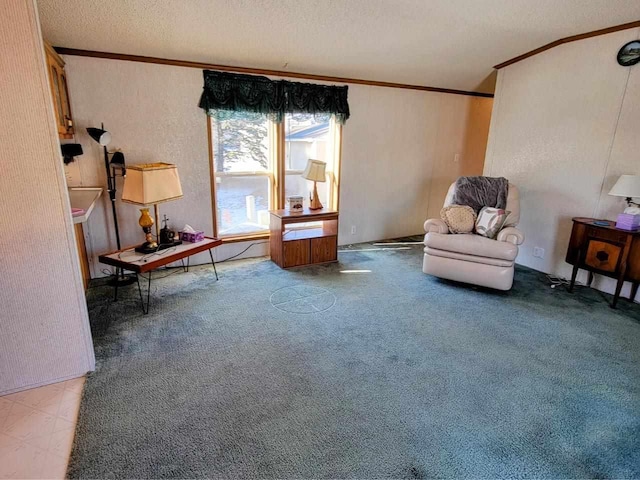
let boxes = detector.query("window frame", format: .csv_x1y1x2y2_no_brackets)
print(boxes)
206,114,342,242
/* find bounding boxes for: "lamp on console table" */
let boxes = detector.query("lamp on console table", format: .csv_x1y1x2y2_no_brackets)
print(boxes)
609,175,640,214
302,159,326,210
122,163,183,253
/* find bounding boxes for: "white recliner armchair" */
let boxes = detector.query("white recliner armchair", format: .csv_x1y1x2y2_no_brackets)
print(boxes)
423,182,524,290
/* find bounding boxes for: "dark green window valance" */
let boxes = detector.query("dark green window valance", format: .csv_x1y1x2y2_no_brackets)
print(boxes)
198,70,350,124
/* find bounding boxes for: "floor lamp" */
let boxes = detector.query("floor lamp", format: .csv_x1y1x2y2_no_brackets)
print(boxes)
86,125,135,285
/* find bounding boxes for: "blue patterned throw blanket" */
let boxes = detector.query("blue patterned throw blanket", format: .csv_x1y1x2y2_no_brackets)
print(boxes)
451,176,509,213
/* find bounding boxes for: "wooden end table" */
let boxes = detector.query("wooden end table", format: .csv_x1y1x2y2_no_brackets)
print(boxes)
566,218,640,308
99,236,222,314
269,208,339,268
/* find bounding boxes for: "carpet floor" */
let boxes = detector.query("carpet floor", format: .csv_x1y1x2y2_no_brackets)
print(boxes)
68,240,640,478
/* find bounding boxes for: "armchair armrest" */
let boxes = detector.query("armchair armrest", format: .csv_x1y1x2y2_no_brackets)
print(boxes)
424,218,449,234
497,227,525,245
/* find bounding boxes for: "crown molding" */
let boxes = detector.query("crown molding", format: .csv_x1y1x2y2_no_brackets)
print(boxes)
494,20,640,69
54,47,494,98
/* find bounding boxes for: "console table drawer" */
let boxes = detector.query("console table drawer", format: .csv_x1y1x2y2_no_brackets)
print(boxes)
586,226,628,244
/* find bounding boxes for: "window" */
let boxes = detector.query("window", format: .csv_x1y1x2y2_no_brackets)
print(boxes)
209,112,342,239
284,112,334,210
211,111,273,237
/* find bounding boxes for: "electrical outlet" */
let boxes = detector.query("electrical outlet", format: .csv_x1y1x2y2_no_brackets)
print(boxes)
533,247,545,258
351,225,357,235
454,153,460,163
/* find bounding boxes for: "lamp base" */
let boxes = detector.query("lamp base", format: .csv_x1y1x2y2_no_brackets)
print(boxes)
623,205,640,215
308,181,323,210
135,240,182,254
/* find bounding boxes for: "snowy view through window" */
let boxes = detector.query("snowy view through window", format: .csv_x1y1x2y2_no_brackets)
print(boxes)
213,112,331,236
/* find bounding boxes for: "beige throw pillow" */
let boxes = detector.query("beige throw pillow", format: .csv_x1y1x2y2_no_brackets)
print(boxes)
475,207,510,239
440,205,477,234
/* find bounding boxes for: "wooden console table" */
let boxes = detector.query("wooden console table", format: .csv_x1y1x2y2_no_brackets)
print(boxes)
99,237,222,313
269,208,338,268
566,218,640,308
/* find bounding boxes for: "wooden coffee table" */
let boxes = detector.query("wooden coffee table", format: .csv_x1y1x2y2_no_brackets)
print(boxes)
99,236,222,314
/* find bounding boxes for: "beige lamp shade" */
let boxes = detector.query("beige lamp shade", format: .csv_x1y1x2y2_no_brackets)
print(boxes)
609,175,640,198
302,159,327,183
122,163,183,205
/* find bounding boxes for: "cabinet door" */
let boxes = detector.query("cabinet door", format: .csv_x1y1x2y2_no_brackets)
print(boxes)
47,61,66,134
59,71,73,135
283,239,310,267
584,239,622,273
311,236,337,263
45,46,73,138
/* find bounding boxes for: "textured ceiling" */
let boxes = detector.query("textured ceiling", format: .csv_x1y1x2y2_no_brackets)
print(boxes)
37,0,640,94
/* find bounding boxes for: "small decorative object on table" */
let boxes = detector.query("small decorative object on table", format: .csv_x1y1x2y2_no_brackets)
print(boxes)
180,224,205,243
616,213,640,231
159,214,182,247
287,196,304,212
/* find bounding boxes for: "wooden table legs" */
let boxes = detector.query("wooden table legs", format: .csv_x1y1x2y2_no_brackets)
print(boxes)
569,266,637,309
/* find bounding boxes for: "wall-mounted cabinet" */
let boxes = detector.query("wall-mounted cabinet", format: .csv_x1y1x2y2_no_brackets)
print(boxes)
44,42,74,139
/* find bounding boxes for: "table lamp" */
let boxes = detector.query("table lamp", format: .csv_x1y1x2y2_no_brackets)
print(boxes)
609,174,640,214
302,159,326,210
122,163,183,253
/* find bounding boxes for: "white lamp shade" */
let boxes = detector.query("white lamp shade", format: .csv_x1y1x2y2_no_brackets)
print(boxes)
122,163,183,205
302,159,327,183
97,131,111,146
608,175,640,198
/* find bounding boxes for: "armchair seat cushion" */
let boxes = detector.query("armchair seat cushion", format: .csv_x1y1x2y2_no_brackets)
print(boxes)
424,247,514,267
424,232,518,262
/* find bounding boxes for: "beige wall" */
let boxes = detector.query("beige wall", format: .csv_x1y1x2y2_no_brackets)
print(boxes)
342,86,491,240
0,0,95,395
484,27,640,297
62,56,492,273
63,57,220,272
426,95,492,219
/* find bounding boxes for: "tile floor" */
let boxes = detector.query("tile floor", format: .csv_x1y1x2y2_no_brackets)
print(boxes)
0,377,85,479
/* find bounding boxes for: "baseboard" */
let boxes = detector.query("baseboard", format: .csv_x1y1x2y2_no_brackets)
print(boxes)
0,371,89,397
